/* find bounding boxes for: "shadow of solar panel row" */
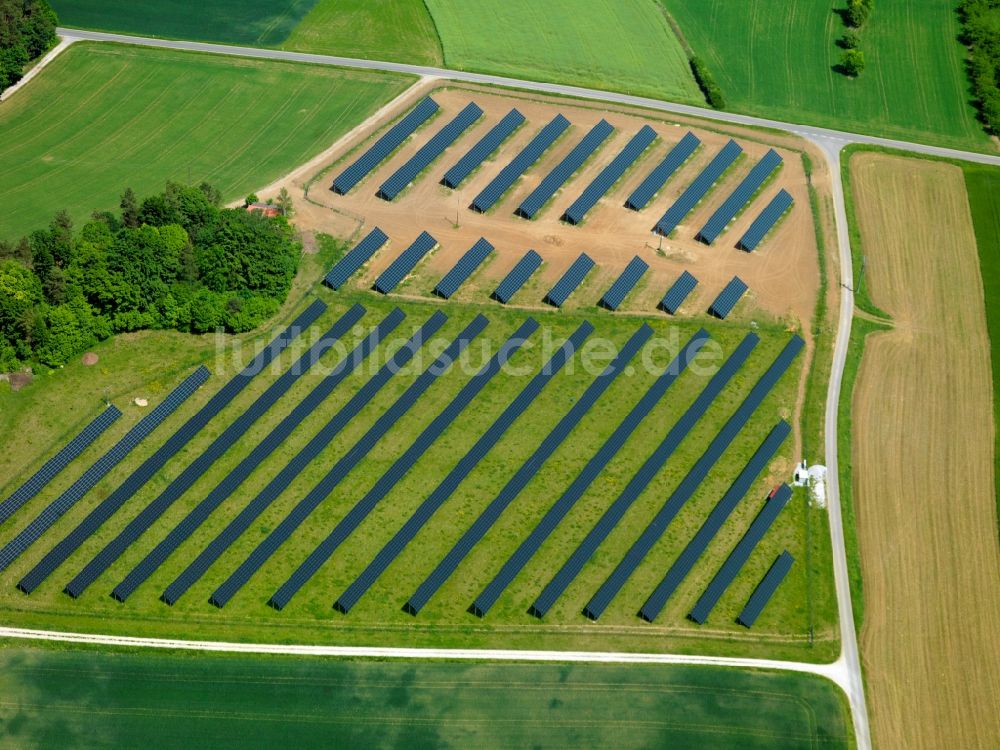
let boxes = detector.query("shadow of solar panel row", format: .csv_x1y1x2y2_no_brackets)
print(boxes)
378,102,483,201
515,120,614,219
404,323,651,616
639,420,791,622
373,231,437,294
268,315,491,611
625,131,701,211
543,252,595,307
708,276,748,319
0,366,208,575
442,108,525,189
598,255,648,311
696,149,783,245
563,125,657,224
16,301,325,595
582,334,803,620
161,309,405,606
471,328,710,618
0,404,121,525
334,321,592,614
658,270,698,315
738,189,794,251
471,114,570,213
332,97,439,195
689,483,792,624
491,250,542,303
324,227,389,290
738,549,794,627
109,305,367,603
433,238,494,299
654,139,743,236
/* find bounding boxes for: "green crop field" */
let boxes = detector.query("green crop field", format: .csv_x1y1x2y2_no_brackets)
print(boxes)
0,646,852,748
0,42,412,242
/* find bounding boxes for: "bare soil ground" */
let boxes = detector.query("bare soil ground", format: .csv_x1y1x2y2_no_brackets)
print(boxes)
850,153,1000,750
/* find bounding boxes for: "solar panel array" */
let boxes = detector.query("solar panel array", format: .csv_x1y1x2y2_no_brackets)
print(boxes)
738,550,794,627
598,255,648,311
659,271,698,315
433,238,494,299
373,231,437,294
333,321,593,614
442,108,525,189
638,420,791,622
543,253,595,307
529,332,759,619
738,189,794,251
470,329,710,618
377,102,483,201
404,324,652,616
491,250,542,304
324,227,389,290
689,483,792,624
709,276,748,319
0,366,208,575
654,139,743,236
0,404,121,525
563,125,657,224
332,97,439,195
581,334,804,620
625,131,701,211
695,149,783,245
471,115,570,213
515,120,614,219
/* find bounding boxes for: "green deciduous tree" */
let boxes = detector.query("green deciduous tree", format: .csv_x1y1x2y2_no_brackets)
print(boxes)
841,49,866,76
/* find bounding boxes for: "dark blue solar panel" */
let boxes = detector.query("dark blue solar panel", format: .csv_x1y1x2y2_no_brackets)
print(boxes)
491,250,542,304
471,115,570,212
0,404,121,525
598,256,648,311
638,420,791,622
332,97,439,194
324,227,389,290
515,120,614,219
625,131,700,211
709,276,748,319
442,109,525,189
378,102,483,201
433,238,494,299
659,271,698,315
738,190,794,251
373,231,438,294
543,253,595,307
563,125,657,224
738,550,794,627
654,139,743,236
696,149,783,245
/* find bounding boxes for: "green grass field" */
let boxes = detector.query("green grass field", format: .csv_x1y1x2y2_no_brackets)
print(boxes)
0,42,412,241
0,646,852,748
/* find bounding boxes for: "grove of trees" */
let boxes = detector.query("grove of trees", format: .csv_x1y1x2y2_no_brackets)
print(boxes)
960,0,1000,134
0,0,58,92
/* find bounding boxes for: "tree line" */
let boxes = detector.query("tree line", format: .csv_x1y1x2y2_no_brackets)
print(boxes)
0,183,301,370
0,0,57,92
959,0,1000,134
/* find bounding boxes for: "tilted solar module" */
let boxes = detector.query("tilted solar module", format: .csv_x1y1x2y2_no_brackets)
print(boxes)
695,149,783,245
598,255,649,311
689,483,792,624
0,404,121,525
442,109,525,189
658,270,698,315
653,139,743,236
471,114,570,213
515,120,614,219
324,227,389,290
638,420,791,622
737,550,794,627
332,97,439,195
738,189,794,251
491,250,542,304
708,276,748,319
16,301,325,595
563,125,657,224
582,335,804,621
625,131,701,211
377,102,483,201
543,253,595,307
433,238,494,299
373,231,438,294
470,329,712,618
0,367,208,574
